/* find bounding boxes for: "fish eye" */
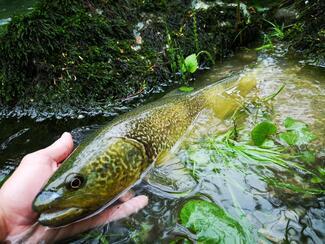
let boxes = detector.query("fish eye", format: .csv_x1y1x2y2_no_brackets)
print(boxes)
65,174,85,190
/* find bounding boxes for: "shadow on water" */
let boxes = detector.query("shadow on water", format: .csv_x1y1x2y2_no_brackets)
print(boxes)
0,48,324,243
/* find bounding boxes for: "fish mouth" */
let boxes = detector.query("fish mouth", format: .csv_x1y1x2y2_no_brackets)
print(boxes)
33,190,89,227
38,207,88,227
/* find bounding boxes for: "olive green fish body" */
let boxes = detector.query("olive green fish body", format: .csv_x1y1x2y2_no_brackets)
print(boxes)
33,75,256,227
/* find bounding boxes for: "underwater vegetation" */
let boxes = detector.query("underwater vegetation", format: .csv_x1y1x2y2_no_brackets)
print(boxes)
178,199,256,243
166,87,324,242
181,84,324,195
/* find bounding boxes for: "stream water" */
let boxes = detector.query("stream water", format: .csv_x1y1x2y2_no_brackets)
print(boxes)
0,0,36,25
0,46,324,243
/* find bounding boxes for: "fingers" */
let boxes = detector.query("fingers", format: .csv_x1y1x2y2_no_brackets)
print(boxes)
105,195,148,222
39,132,74,163
119,190,134,202
54,196,148,241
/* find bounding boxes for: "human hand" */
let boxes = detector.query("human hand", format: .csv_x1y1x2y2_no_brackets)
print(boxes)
0,132,148,243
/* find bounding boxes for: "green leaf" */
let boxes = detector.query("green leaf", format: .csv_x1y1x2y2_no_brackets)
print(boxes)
260,139,275,148
184,54,198,73
179,199,254,243
279,131,298,146
318,167,325,177
179,86,194,92
255,43,273,51
180,62,187,74
251,121,277,146
284,117,307,130
296,128,316,145
299,151,316,164
311,176,323,184
281,117,316,146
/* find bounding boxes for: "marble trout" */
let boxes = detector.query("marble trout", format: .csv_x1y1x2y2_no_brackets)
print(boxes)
32,74,256,227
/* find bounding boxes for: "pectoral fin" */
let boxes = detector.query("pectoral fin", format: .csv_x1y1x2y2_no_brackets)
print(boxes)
145,153,199,197
145,109,227,196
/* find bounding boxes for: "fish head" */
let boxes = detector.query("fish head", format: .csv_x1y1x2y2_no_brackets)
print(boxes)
33,137,148,227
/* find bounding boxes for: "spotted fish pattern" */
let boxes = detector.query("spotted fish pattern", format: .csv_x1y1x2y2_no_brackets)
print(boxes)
32,74,257,227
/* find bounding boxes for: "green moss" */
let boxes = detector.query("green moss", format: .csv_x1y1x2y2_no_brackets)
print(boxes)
0,0,260,107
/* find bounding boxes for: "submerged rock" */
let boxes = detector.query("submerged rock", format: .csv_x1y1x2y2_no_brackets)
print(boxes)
274,7,297,24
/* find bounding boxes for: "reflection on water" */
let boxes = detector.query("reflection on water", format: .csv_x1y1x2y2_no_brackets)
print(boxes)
0,49,324,243
0,0,37,25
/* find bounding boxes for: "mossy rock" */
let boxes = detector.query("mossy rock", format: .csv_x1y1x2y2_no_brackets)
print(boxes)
0,0,260,109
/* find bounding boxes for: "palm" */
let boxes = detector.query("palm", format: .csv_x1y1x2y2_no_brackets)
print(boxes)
0,133,148,242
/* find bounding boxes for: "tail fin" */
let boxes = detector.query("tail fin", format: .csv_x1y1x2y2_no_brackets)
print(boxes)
199,73,257,119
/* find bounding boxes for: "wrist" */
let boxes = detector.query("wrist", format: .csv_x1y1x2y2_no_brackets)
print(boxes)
0,202,8,241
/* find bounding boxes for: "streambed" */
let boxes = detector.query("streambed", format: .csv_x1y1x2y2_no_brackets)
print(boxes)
0,48,324,243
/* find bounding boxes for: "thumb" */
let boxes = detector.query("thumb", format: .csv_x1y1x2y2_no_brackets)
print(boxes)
39,132,74,163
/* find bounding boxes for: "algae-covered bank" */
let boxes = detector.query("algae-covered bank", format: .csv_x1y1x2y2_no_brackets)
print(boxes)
0,0,260,115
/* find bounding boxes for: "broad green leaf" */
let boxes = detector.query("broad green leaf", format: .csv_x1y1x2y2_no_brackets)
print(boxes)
311,176,323,184
251,121,277,146
179,199,255,243
179,86,194,92
281,117,316,146
279,131,298,146
295,128,316,145
184,54,198,73
284,117,307,130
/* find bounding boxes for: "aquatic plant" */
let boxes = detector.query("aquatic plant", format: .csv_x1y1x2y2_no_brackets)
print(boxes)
251,121,277,146
263,19,285,40
166,30,214,79
80,229,110,244
178,199,255,243
255,33,274,51
180,87,324,196
178,86,194,93
255,20,285,52
182,54,198,74
181,51,214,76
279,117,316,147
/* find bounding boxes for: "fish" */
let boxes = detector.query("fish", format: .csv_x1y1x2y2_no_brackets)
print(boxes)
32,74,257,227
